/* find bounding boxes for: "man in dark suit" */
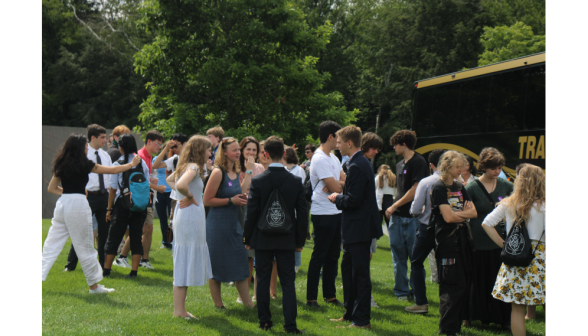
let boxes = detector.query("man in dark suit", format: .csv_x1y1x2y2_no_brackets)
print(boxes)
327,126,383,329
243,136,308,334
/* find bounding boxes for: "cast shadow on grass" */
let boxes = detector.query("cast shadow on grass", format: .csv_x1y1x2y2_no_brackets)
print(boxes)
45,290,131,308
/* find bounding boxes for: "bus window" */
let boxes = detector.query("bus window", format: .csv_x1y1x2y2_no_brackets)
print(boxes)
524,64,546,130
413,87,436,137
487,69,527,132
457,76,492,134
430,84,460,136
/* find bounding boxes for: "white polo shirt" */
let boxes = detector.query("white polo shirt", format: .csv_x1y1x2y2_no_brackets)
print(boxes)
86,144,112,192
165,155,179,200
310,148,342,215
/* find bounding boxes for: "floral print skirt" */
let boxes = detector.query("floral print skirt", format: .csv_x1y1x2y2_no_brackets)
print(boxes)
492,240,545,305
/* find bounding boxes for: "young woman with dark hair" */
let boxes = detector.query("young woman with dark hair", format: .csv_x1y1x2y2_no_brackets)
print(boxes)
42,134,141,293
237,136,264,303
463,147,512,330
459,156,477,186
102,134,151,279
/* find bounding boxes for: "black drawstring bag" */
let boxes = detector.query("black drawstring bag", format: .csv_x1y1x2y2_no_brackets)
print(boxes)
501,218,544,267
257,172,293,235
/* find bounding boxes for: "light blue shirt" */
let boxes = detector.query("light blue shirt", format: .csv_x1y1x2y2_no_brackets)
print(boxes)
341,155,350,166
153,156,171,193
110,154,150,202
410,170,441,225
498,170,507,180
269,163,284,168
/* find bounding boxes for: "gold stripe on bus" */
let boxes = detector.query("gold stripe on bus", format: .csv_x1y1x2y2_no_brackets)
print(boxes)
415,143,517,176
417,53,545,89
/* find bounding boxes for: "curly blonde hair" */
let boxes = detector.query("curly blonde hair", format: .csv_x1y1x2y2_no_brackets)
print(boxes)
377,165,396,188
214,137,241,173
438,150,467,185
502,164,545,224
175,135,212,181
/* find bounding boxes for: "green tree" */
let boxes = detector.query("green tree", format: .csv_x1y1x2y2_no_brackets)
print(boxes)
478,22,545,66
42,0,151,128
134,0,357,144
481,0,545,35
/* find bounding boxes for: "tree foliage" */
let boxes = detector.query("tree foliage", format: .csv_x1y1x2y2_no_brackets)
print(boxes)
42,0,150,128
134,0,357,144
478,22,545,66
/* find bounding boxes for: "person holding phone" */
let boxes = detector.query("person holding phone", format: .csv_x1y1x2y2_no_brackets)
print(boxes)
203,137,254,309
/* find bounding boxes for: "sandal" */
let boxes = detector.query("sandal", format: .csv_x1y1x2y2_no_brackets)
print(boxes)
271,294,277,300
176,312,197,320
216,305,226,310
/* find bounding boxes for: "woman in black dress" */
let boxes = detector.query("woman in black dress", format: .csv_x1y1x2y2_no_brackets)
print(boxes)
42,134,141,293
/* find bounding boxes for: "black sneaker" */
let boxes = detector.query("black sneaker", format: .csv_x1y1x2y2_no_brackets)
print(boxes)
259,322,273,331
63,266,75,272
306,301,320,308
325,298,345,307
284,328,306,334
125,273,137,279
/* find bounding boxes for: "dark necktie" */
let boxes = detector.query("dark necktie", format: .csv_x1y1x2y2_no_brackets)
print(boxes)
95,150,106,194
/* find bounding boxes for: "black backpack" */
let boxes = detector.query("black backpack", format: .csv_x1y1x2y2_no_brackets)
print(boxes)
303,166,318,203
500,218,544,267
258,171,294,235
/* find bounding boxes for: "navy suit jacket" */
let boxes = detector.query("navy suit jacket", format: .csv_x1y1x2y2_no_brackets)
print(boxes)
243,167,308,250
335,152,383,245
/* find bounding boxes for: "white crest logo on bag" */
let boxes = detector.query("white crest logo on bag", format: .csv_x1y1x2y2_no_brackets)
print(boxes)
504,225,525,255
267,201,285,227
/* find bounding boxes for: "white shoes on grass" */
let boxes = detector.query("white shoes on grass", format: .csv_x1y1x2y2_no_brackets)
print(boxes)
89,284,115,294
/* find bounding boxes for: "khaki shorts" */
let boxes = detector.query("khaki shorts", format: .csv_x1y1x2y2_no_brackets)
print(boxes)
144,206,154,226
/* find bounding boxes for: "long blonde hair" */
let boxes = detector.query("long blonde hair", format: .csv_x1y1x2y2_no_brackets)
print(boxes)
175,135,211,181
377,165,396,188
438,151,467,186
214,137,241,173
502,164,545,223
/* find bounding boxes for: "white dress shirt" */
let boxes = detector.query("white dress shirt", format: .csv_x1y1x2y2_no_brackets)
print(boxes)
86,144,112,191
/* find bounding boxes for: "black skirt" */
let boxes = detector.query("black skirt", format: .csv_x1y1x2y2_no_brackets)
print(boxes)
378,194,395,225
467,248,511,325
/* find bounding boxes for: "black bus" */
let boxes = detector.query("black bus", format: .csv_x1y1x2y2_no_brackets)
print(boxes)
411,52,545,178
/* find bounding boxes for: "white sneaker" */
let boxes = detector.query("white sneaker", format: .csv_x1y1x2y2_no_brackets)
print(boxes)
228,281,235,286
371,295,379,308
89,285,115,294
113,257,131,268
236,297,243,304
295,266,300,273
398,296,410,301
140,260,154,269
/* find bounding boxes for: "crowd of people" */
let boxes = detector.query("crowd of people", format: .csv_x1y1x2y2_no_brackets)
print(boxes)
42,121,545,336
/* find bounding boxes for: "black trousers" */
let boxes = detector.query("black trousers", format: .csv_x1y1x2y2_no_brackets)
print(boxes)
341,240,372,326
155,191,172,245
104,199,145,256
411,223,436,305
66,192,108,269
306,214,342,301
256,249,297,331
438,252,470,335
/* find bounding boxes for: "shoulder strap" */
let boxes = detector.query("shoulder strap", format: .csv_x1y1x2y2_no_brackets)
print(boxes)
173,156,178,169
474,179,495,208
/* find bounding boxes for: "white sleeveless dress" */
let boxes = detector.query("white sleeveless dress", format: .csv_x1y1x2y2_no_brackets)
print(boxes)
172,165,213,286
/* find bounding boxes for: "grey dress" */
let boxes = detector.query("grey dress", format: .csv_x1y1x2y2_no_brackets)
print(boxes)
206,170,250,282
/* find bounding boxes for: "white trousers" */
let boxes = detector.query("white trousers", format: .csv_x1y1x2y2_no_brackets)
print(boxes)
42,194,103,286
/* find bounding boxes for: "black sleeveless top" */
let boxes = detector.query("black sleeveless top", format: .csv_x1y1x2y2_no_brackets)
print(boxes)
60,159,96,194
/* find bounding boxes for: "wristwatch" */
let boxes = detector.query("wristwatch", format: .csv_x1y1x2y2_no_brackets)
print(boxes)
246,170,253,175
228,197,233,205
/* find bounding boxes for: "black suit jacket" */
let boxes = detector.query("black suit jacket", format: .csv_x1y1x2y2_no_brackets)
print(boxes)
335,152,383,245
243,166,309,250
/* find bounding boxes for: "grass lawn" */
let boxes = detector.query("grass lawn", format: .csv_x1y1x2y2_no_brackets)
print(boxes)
42,219,545,335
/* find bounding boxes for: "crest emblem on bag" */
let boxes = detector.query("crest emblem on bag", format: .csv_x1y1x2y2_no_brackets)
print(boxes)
267,201,285,227
504,225,525,255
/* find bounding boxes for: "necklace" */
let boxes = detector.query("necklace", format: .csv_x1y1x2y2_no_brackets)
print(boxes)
480,175,497,194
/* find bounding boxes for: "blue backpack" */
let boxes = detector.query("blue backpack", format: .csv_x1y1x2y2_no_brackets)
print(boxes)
117,158,150,212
